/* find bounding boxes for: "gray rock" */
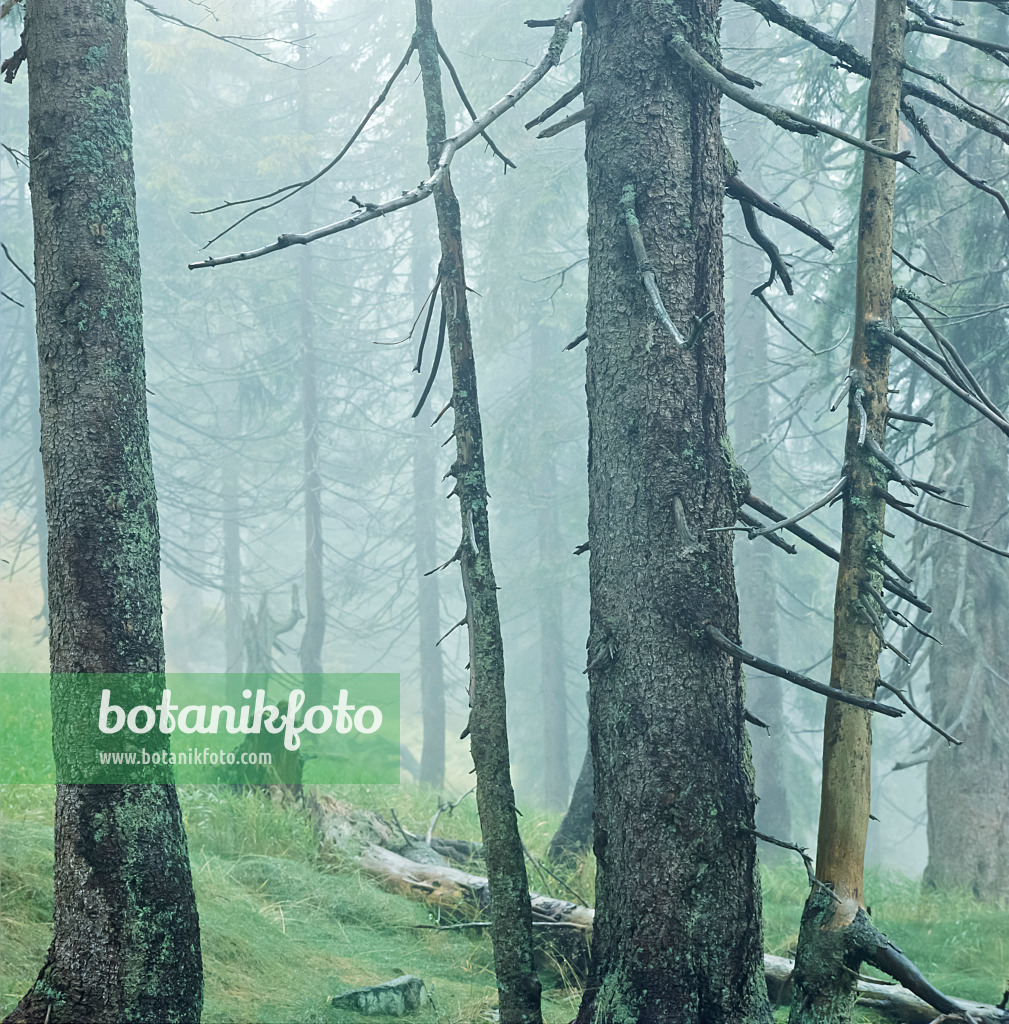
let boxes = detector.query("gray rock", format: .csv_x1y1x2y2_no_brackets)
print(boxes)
328,975,428,1017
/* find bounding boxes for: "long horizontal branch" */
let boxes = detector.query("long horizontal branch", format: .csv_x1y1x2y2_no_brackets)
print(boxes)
746,477,845,537
732,0,1009,146
705,625,904,717
907,18,1009,66
189,0,585,270
666,35,913,163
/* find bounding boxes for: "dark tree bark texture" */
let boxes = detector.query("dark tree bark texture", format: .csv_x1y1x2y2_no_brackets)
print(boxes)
576,2,769,1021
7,2,203,1022
415,3,542,1021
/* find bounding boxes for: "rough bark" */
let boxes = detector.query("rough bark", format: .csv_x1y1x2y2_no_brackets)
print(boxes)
791,0,905,1020
414,4,542,1021
411,219,446,791
576,3,769,1022
6,3,203,1021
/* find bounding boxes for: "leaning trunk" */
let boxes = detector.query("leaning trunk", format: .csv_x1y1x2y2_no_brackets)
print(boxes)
576,3,768,1021
7,3,203,1021
414,4,542,1021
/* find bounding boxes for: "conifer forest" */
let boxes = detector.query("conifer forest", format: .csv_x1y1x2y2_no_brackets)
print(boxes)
0,1,1007,1022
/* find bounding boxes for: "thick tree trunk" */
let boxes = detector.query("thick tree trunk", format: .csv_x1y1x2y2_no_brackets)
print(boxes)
576,4,769,1022
414,5,542,1021
791,0,905,1020
6,3,203,1021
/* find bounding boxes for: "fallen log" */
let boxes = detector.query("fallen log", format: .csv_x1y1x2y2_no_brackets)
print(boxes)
309,795,1009,1023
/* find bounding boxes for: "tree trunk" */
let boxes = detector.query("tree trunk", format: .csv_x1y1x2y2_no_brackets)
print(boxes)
414,4,542,1021
790,0,905,1020
921,7,1009,901
6,3,203,1021
296,0,325,692
576,4,769,1021
547,744,593,865
729,190,791,847
532,326,570,811
411,217,446,790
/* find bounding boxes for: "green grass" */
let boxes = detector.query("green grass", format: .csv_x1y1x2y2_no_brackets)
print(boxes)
2,784,1006,1023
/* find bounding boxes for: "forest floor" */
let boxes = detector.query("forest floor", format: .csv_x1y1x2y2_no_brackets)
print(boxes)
1,782,1006,1023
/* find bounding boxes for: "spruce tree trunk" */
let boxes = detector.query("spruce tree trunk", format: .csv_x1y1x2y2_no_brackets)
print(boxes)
790,0,905,1019
729,208,791,846
921,8,1009,901
411,222,446,790
532,326,570,811
6,2,203,1021
547,744,593,865
414,4,542,1020
296,0,325,687
576,3,768,1021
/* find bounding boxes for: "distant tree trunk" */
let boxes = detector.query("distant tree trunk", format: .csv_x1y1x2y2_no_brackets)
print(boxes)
921,9,1009,901
415,4,541,1021
922,238,1009,900
791,0,906,1019
532,326,569,811
575,4,769,1021
547,744,593,865
6,2,203,1021
729,205,791,847
296,0,325,689
411,217,446,790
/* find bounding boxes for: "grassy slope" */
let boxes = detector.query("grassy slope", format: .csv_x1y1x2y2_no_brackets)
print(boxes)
1,783,1005,1023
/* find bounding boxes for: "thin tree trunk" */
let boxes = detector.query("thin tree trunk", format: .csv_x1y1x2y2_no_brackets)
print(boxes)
411,225,446,790
729,199,791,846
7,3,203,1020
414,4,542,1021
532,326,569,811
296,0,325,689
791,0,906,1019
576,3,769,1021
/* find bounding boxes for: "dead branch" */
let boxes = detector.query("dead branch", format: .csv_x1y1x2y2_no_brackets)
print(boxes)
537,103,594,138
525,80,583,129
901,101,1009,224
437,41,515,171
620,183,687,345
666,34,913,163
744,477,845,538
732,0,1009,146
725,171,834,251
877,488,1009,559
705,625,905,717
189,0,585,270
